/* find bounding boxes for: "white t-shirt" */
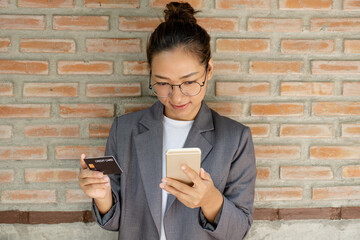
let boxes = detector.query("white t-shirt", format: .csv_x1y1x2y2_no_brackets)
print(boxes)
160,115,194,240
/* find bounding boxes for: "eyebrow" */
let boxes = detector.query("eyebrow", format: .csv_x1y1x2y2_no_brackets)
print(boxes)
154,71,199,80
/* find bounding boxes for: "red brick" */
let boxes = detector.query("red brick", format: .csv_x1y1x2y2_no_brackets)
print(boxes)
215,0,270,9
343,81,360,96
24,125,79,138
123,61,149,75
0,146,47,160
281,82,333,96
280,124,333,138
0,38,10,52
250,61,303,74
0,170,14,183
86,83,141,97
0,0,8,7
0,125,12,139
281,166,333,180
20,39,75,53
0,15,45,30
213,61,241,75
312,102,360,116
119,17,160,32
342,124,360,138
0,82,13,96
0,60,48,75
313,186,360,200
18,0,74,8
251,103,304,116
0,104,50,118
119,16,238,32
55,146,105,160
344,40,360,54
25,168,79,182
58,61,113,75
85,0,139,8
216,82,270,97
206,102,242,118
197,18,239,33
255,145,301,160
247,124,270,138
343,0,360,10
123,103,153,114
310,146,360,160
281,39,334,54
59,104,114,118
343,166,360,178
256,167,270,180
89,123,111,138
66,189,91,203
150,0,203,8
279,208,340,220
86,38,141,53
279,0,332,9
1,190,56,203
216,39,270,53
312,61,360,74
248,18,302,32
311,18,360,32
53,16,109,31
255,187,303,201
23,83,78,97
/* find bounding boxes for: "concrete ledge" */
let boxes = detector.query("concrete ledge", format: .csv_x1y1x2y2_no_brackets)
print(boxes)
1,207,360,224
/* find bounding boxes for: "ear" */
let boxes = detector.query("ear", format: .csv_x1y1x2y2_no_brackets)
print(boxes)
206,58,214,81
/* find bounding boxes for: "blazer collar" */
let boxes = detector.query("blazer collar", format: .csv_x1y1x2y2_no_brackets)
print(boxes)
134,101,214,236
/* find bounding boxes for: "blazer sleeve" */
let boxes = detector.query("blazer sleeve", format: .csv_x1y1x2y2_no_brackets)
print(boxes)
201,126,257,240
92,118,122,231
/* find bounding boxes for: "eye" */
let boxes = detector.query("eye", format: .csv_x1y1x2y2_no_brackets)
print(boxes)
182,81,197,86
156,82,170,86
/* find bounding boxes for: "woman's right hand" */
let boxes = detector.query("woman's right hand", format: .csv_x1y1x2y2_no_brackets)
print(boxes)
78,153,113,214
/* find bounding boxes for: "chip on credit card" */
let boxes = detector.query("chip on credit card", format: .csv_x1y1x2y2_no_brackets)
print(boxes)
84,156,123,175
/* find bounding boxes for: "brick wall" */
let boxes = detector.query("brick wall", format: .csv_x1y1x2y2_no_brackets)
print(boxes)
1,0,360,224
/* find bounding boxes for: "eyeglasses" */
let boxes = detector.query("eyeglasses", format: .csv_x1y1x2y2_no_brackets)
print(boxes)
149,67,208,98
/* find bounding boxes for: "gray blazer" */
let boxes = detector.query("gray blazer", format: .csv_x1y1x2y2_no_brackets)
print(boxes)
92,101,256,240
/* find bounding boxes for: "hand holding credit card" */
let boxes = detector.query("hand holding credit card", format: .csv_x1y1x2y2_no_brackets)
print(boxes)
84,156,123,175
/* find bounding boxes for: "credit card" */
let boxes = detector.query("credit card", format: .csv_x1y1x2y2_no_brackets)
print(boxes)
84,156,123,175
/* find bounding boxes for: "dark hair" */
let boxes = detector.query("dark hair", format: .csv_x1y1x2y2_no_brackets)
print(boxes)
146,2,211,68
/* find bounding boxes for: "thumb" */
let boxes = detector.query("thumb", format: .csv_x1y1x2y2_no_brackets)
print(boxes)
200,168,211,181
80,153,88,169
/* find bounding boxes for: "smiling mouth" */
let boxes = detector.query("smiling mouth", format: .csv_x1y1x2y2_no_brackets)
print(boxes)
171,103,189,109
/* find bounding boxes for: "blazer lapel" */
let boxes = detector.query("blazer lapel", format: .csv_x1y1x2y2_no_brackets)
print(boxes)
134,101,164,236
166,101,214,212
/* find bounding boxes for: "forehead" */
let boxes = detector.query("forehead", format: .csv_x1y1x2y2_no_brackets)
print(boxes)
151,48,203,76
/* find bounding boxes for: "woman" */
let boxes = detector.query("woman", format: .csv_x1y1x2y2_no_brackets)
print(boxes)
78,2,256,239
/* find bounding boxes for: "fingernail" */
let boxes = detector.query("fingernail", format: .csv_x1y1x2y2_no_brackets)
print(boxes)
97,172,103,177
104,176,109,181
162,178,167,183
181,165,186,170
160,183,165,189
105,182,110,186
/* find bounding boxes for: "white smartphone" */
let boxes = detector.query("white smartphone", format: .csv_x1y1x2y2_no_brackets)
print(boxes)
166,148,201,185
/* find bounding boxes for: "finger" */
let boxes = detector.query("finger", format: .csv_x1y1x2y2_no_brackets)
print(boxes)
181,164,202,185
80,175,110,186
80,168,104,179
80,154,88,169
200,168,212,181
162,177,194,195
159,183,197,208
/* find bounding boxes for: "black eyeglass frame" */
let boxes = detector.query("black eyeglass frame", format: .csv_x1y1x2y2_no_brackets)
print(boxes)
148,64,209,98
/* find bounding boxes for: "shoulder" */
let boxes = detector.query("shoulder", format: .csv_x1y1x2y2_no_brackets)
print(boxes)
210,108,249,133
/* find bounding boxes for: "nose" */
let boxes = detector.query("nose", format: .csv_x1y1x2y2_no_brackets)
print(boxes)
170,85,184,103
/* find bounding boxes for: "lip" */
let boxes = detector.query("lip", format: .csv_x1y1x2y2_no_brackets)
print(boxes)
171,103,189,110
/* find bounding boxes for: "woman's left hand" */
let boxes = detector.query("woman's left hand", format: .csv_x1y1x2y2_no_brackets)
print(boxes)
159,165,223,223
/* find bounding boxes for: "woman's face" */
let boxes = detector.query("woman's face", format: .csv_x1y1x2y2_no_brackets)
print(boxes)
151,48,213,121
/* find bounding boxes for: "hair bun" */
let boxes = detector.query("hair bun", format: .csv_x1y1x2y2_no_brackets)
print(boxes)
164,2,199,24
